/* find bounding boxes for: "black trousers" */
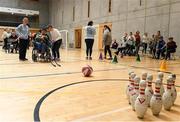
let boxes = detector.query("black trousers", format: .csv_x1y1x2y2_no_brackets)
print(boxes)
152,49,156,58
52,39,62,59
116,47,126,55
19,39,29,60
142,43,147,54
135,44,140,55
3,38,8,49
85,39,94,57
11,41,19,52
104,45,112,58
166,49,176,60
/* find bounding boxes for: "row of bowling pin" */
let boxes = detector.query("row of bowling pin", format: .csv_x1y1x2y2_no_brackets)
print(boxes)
126,72,177,119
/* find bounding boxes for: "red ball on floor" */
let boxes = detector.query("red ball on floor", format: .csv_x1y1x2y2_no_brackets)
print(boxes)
82,65,93,77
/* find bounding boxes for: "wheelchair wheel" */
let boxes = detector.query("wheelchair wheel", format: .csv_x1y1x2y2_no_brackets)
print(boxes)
45,50,52,62
32,49,38,62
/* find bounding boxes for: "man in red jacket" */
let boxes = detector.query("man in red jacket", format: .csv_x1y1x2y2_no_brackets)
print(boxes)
134,31,141,55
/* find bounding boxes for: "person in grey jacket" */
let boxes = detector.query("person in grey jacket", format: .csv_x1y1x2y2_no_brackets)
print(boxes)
16,17,30,61
85,21,96,60
103,25,112,60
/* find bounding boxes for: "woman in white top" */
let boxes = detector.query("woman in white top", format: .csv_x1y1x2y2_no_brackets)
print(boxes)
142,33,149,54
84,21,96,60
126,32,136,55
47,25,62,61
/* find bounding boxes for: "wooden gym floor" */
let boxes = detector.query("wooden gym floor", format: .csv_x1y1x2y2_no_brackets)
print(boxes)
0,48,180,122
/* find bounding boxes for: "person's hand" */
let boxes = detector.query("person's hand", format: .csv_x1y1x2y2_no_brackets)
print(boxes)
14,39,18,42
41,37,44,40
17,36,21,40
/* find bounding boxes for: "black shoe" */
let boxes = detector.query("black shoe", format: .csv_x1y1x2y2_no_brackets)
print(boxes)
89,57,92,60
114,52,118,55
19,59,25,61
24,58,28,61
107,57,113,60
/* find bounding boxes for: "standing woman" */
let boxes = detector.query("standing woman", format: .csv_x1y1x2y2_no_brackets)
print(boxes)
85,21,96,60
103,25,112,60
47,25,62,61
16,17,30,61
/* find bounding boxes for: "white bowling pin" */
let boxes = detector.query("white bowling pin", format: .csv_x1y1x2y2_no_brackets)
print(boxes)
142,72,148,81
130,76,140,111
126,71,134,101
127,73,136,105
162,76,173,111
171,74,177,105
145,74,154,107
150,79,162,116
135,80,148,119
158,72,165,96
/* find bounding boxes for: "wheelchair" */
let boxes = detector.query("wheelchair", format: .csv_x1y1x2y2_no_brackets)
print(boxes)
6,38,18,53
32,41,52,62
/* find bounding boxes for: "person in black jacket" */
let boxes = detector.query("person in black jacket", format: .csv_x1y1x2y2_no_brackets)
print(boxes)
165,37,177,60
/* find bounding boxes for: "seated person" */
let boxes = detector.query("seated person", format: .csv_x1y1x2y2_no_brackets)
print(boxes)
156,36,166,59
9,31,18,53
165,37,177,60
149,35,155,55
1,29,11,50
111,39,119,49
34,28,50,58
149,35,157,58
126,36,135,56
115,36,127,55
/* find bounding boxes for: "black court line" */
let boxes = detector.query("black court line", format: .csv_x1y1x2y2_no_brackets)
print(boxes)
0,62,33,66
33,78,180,122
0,62,179,80
100,60,179,75
0,68,126,80
0,59,85,66
129,65,172,74
33,78,129,122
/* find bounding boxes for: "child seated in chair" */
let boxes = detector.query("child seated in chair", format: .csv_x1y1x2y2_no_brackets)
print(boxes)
34,28,50,58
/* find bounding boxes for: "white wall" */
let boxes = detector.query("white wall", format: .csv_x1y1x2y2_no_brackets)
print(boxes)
49,0,180,55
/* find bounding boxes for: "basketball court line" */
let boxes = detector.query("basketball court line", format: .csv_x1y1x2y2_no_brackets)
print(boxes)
0,67,126,80
0,60,82,66
1,55,179,76
33,79,129,122
33,77,180,122
0,59,17,62
71,106,131,122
